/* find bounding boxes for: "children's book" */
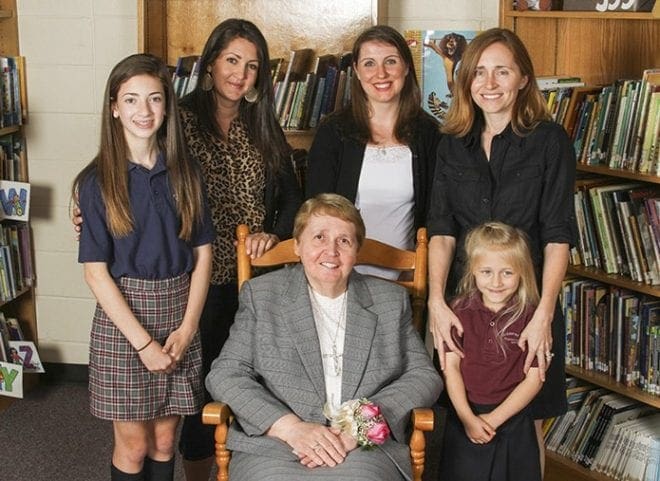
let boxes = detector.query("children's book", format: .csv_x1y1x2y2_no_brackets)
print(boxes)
8,340,44,373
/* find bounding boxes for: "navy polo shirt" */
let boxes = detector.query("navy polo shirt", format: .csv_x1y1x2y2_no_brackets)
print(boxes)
78,156,215,280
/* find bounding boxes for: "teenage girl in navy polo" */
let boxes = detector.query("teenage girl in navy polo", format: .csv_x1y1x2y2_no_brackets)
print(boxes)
72,54,214,481
439,222,544,481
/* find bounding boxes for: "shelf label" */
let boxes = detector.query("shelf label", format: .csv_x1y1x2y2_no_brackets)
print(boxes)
0,180,29,221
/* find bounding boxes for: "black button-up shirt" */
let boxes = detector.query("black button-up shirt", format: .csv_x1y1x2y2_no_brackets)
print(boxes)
427,117,577,286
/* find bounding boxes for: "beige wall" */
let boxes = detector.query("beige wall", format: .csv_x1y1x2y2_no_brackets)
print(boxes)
18,0,137,363
386,0,498,30
19,0,498,365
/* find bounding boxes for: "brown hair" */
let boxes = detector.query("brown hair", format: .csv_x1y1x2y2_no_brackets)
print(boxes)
442,28,550,137
181,18,290,175
455,222,540,355
72,53,204,240
293,193,366,248
349,25,422,144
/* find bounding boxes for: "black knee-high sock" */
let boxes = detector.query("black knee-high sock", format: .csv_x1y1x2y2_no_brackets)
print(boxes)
143,457,175,481
111,463,144,481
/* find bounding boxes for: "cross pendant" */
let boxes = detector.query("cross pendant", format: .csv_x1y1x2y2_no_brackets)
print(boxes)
323,345,342,376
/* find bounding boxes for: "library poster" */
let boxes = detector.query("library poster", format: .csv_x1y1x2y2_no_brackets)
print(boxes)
0,360,23,398
0,179,29,221
406,30,478,123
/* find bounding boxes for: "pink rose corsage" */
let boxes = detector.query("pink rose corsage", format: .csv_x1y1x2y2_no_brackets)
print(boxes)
326,398,391,450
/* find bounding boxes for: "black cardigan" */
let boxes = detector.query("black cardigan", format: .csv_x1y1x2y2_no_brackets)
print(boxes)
305,110,441,229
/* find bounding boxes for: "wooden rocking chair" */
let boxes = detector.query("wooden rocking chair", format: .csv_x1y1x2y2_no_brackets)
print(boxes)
202,224,434,481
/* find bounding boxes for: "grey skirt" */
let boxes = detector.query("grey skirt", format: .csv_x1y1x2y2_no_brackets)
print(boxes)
228,448,407,481
88,274,203,421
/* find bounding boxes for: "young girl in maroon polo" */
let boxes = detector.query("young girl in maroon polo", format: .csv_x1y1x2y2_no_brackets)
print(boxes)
72,54,214,481
439,222,545,481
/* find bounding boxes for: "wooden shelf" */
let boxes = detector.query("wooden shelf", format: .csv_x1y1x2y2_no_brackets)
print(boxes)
499,2,659,86
0,1,38,403
282,129,316,150
545,451,615,481
565,365,660,408
501,2,660,478
567,264,660,296
0,285,32,308
0,124,19,136
576,164,660,184
501,0,660,19
503,10,658,20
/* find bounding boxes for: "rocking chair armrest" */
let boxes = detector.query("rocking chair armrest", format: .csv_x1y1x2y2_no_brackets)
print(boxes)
202,401,233,426
411,407,434,432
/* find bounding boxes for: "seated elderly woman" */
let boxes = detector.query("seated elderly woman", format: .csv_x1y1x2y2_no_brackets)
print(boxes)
206,193,443,481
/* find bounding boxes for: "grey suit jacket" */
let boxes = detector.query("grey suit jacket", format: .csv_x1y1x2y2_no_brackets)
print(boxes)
206,264,443,470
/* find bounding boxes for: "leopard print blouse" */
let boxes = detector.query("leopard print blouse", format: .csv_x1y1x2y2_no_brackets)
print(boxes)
180,106,266,285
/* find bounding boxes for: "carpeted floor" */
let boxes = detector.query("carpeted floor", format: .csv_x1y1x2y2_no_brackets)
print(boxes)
0,382,188,481
1,381,444,481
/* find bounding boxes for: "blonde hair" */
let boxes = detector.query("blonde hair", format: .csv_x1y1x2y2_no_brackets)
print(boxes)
293,193,365,248
442,28,550,137
455,222,540,354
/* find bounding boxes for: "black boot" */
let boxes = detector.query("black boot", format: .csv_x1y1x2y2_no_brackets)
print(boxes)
143,457,175,481
111,463,145,481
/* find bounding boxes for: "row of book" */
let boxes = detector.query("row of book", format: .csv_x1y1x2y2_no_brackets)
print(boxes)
170,49,354,131
272,49,352,131
0,133,26,182
0,310,25,358
561,278,660,394
0,222,33,302
539,69,660,175
0,55,25,129
543,379,659,481
571,177,660,284
171,55,200,99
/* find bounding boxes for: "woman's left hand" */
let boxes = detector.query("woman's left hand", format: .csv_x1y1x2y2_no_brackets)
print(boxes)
518,306,553,381
162,327,194,362
267,414,347,468
243,232,279,259
298,428,357,468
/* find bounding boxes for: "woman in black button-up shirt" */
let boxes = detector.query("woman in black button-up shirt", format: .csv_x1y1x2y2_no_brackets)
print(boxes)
426,28,576,473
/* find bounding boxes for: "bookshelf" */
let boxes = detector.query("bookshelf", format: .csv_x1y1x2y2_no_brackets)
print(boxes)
0,0,37,399
499,2,659,86
500,2,659,480
137,0,387,150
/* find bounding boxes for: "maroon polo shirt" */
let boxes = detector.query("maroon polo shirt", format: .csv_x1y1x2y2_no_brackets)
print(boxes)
452,295,538,405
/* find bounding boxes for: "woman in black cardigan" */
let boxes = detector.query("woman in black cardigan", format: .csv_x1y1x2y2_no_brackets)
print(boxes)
305,25,440,279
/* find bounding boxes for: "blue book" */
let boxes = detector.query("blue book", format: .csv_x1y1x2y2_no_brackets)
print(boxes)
319,65,338,118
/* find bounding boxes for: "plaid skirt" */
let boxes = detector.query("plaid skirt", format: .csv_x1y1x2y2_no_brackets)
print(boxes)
89,274,204,421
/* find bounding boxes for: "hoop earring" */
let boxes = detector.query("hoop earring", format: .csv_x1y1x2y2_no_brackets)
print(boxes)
244,86,258,103
201,72,213,92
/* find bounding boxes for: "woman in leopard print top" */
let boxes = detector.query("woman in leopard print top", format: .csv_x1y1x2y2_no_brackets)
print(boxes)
177,19,301,480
